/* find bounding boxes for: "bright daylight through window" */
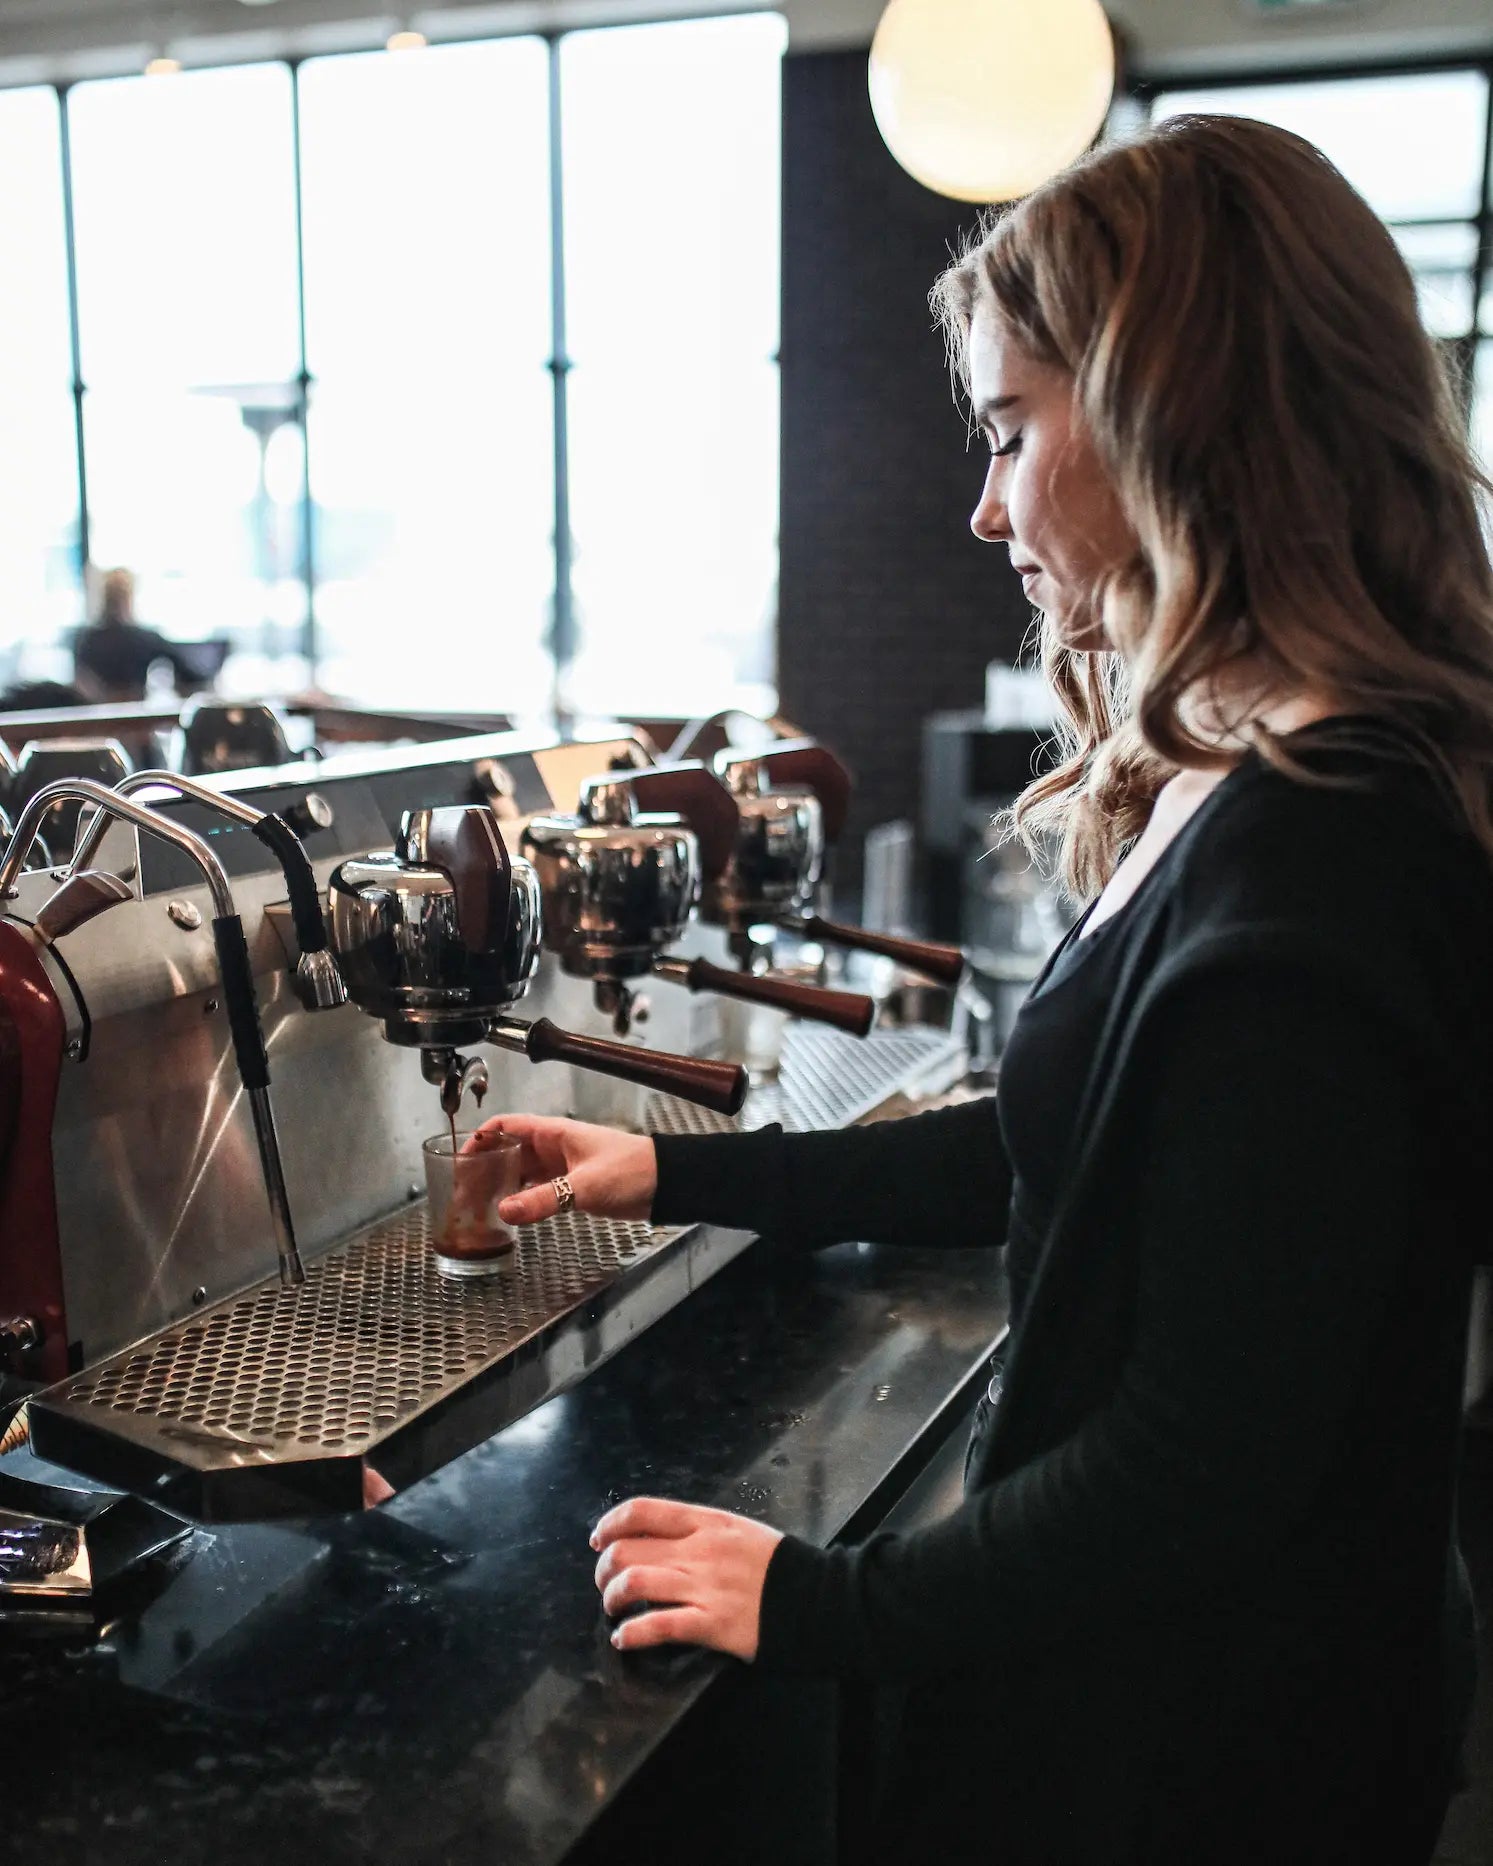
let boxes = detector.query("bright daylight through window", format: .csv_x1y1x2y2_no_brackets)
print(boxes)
2,43,1487,719
0,14,787,725
0,87,80,668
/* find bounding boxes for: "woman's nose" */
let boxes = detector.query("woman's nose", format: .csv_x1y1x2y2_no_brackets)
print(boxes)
970,461,1009,544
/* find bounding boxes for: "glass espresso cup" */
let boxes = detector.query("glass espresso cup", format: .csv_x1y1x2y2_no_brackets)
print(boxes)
422,1130,523,1278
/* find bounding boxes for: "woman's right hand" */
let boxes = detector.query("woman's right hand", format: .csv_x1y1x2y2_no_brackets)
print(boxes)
467,1114,659,1227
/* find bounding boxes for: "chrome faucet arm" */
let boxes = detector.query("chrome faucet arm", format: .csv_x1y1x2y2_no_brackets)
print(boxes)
0,779,235,915
69,769,264,875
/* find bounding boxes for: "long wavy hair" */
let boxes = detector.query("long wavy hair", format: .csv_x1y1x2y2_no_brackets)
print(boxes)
931,114,1493,899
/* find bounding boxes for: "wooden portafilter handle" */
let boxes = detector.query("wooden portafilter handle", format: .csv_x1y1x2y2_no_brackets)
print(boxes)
488,1014,747,1116
791,914,967,987
653,955,874,1038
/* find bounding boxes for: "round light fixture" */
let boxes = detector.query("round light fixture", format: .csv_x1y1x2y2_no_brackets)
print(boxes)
386,28,428,52
868,0,1115,203
144,54,182,76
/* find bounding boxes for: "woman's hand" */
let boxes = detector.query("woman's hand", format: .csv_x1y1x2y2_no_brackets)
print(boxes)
467,1113,658,1225
591,1497,783,1660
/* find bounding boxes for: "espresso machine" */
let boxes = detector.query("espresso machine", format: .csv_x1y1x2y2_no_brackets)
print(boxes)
327,799,746,1117
0,727,966,1558
175,696,294,776
521,761,875,1042
666,738,967,989
661,712,968,987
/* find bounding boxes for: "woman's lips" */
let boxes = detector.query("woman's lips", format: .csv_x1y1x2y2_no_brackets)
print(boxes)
1013,562,1041,584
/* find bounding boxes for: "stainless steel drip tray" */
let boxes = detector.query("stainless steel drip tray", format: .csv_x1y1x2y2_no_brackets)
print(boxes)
28,1206,720,1522
28,1025,967,1522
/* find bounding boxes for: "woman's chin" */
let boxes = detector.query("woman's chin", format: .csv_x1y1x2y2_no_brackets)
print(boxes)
1047,607,1110,655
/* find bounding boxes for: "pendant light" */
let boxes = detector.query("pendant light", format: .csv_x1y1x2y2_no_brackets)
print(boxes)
868,0,1116,204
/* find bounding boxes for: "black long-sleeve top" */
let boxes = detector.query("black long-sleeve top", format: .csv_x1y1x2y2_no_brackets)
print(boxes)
650,724,1492,1858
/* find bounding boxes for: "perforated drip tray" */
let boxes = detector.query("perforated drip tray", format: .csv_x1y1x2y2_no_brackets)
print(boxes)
28,1024,967,1521
29,1207,707,1522
647,1024,968,1139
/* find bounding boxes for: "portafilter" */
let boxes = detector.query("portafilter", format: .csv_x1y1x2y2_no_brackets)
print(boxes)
706,742,967,987
328,804,747,1119
521,764,875,1040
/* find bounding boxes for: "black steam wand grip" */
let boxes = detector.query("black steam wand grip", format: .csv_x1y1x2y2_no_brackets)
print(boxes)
213,912,304,1283
212,913,271,1093
250,812,328,955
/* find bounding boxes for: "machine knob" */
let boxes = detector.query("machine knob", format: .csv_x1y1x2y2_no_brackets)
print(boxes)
282,793,333,839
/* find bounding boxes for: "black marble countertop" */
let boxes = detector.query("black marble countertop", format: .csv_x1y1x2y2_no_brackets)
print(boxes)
2,1228,1004,1865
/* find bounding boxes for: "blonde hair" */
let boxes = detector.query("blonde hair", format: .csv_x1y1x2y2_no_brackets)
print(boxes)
932,114,1493,898
99,566,135,626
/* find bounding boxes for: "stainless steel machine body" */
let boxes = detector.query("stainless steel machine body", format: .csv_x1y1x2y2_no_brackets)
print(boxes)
8,733,653,1367
7,729,964,1519
521,765,875,1043
522,777,701,985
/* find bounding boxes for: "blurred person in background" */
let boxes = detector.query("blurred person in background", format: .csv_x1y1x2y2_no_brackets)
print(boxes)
71,567,177,705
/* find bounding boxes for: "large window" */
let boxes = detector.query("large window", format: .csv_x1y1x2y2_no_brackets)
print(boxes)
9,18,784,719
1151,69,1493,474
69,63,305,669
0,87,81,682
298,40,554,717
560,14,785,720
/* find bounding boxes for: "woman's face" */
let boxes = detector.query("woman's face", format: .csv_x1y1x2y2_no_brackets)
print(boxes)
966,305,1132,652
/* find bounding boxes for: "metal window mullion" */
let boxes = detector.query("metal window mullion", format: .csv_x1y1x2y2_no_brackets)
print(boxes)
289,56,317,677
547,32,574,733
1474,62,1492,360
57,81,90,588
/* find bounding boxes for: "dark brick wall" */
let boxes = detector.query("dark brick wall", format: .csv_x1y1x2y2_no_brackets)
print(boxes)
778,47,1031,903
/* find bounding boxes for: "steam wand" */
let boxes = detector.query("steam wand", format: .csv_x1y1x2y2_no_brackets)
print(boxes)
0,778,306,1287
71,769,346,1011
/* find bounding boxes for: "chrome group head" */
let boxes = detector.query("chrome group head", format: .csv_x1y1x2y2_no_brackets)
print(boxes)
521,775,701,985
704,749,825,931
328,804,543,1049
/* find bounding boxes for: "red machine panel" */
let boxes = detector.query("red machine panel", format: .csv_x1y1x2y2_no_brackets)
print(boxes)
0,920,68,1384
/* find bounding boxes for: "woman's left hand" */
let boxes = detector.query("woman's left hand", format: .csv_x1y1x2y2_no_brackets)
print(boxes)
591,1497,783,1661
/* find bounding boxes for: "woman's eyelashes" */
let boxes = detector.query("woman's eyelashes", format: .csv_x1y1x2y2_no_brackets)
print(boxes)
989,430,1024,458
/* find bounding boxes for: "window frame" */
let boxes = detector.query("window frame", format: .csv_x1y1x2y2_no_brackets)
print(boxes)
29,19,786,717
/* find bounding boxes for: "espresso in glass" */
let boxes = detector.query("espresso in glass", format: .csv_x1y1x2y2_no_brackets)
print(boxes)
422,1129,523,1278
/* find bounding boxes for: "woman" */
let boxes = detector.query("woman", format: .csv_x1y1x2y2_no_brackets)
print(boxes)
483,116,1493,1863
